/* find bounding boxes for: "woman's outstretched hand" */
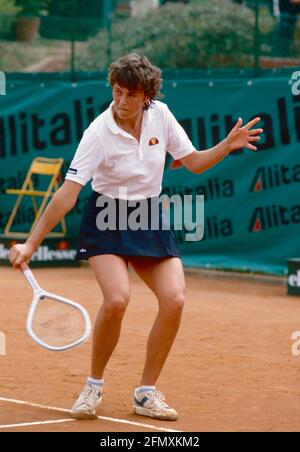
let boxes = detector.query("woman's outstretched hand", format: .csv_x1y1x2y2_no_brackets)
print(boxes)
227,117,263,152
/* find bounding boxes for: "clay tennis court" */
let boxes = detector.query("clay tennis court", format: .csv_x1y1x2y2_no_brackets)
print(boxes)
0,264,299,432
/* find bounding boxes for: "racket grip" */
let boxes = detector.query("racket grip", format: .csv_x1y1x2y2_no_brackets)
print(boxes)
21,263,42,292
20,262,29,272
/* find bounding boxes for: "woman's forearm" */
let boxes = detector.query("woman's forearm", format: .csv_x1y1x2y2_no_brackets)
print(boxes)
8,181,82,268
192,139,230,174
25,188,77,250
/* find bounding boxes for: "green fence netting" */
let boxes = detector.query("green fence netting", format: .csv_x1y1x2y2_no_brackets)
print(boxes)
1,0,300,76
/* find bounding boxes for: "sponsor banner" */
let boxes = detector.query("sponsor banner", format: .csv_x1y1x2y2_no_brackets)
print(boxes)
0,77,299,274
0,236,80,267
287,259,300,296
288,270,300,289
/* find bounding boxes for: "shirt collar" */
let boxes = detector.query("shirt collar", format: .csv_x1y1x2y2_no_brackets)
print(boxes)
105,101,153,136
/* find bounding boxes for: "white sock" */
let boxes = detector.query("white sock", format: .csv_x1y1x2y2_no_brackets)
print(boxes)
87,377,104,389
136,385,155,393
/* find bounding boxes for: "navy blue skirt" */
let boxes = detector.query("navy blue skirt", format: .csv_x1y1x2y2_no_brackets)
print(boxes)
76,191,181,260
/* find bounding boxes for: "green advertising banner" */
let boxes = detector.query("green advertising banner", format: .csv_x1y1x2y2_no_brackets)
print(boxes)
0,75,299,274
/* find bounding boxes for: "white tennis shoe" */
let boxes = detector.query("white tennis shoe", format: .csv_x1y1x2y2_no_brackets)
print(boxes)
133,388,178,421
71,384,102,420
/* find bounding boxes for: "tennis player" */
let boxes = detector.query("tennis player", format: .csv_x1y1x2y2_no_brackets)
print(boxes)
9,53,263,421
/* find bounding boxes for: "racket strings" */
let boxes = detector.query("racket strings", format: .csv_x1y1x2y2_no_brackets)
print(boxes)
32,296,87,348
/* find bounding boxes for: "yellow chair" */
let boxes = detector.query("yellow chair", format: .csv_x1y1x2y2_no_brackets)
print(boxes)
5,157,67,239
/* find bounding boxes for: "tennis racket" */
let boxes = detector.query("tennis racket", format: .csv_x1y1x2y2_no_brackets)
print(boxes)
20,264,91,352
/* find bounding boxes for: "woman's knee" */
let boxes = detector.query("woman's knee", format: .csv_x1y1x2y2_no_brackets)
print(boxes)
103,292,130,318
159,289,185,316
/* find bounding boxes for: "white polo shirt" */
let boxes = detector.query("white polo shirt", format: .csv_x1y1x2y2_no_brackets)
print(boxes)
65,100,195,200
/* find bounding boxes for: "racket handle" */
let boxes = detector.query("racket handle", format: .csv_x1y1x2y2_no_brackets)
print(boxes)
21,264,42,292
20,263,29,272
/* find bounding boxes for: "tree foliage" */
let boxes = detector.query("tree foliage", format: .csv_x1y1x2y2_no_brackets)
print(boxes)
78,0,256,70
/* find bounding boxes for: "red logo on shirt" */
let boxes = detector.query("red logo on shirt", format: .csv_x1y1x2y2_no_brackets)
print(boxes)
149,137,159,146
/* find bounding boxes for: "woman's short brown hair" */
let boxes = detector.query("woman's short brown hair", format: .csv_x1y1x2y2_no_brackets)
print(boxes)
108,53,162,110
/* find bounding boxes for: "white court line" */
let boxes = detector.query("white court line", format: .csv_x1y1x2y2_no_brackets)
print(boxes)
0,419,75,430
0,397,181,433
